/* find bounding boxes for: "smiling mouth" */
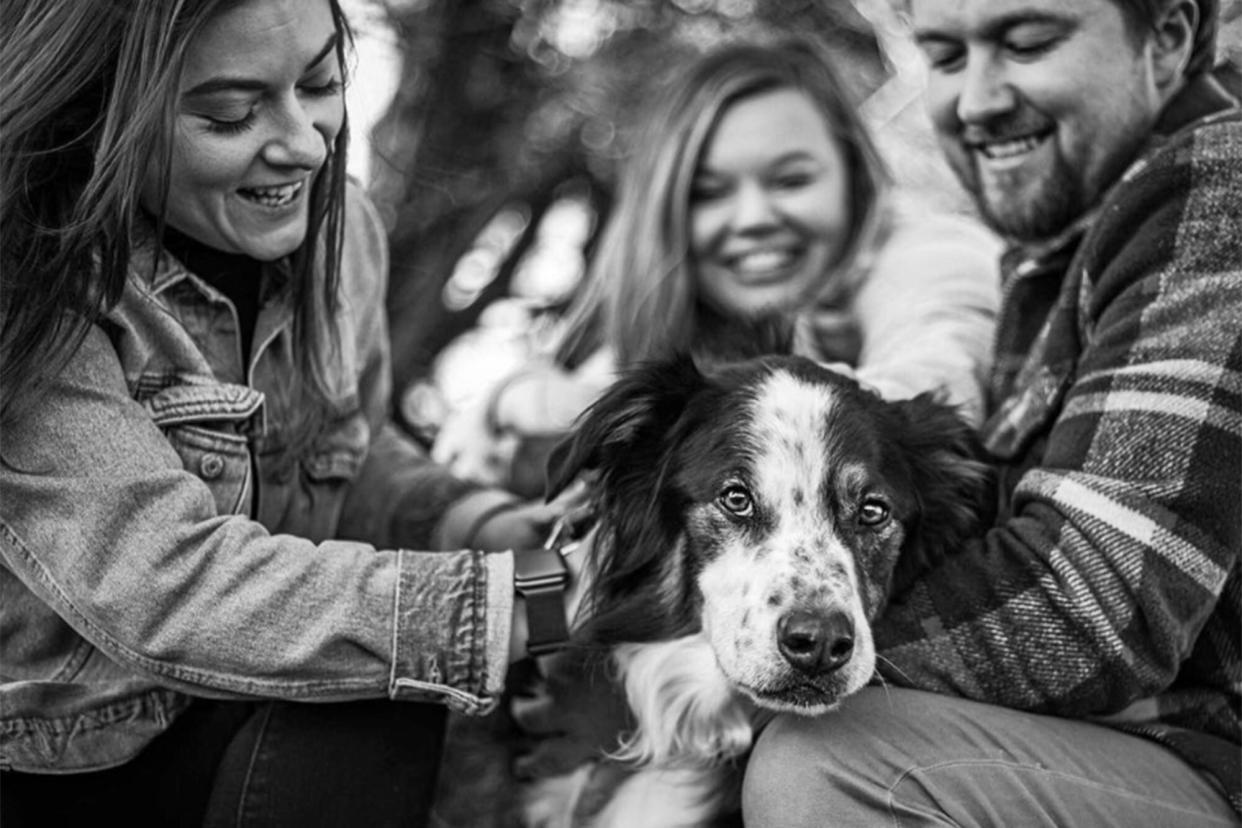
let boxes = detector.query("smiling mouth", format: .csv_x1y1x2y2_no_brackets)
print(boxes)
970,129,1053,162
726,247,803,280
238,181,304,208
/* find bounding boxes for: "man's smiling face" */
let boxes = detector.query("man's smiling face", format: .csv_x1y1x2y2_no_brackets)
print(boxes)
910,0,1170,241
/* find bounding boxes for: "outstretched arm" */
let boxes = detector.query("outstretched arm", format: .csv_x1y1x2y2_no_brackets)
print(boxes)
849,209,1002,424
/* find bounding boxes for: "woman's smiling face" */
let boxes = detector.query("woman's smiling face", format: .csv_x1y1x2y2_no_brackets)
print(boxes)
689,87,852,318
142,0,344,260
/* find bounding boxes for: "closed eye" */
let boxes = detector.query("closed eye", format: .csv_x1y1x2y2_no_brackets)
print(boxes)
916,37,964,73
690,176,731,204
300,78,343,98
203,110,257,135
768,166,817,191
188,91,259,134
1004,20,1069,61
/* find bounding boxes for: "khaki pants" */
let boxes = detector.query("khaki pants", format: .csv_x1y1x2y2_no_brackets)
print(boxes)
744,686,1237,827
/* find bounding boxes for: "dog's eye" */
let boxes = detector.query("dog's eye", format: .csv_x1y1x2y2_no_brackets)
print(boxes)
718,485,754,517
858,499,890,526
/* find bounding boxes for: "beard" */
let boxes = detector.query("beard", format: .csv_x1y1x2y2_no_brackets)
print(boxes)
938,107,1145,243
970,149,1088,242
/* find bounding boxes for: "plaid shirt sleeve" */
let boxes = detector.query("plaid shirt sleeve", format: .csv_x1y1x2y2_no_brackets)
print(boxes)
874,108,1242,738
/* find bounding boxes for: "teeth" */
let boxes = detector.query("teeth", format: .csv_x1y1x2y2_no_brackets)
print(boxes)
733,249,795,273
979,135,1043,160
240,181,302,206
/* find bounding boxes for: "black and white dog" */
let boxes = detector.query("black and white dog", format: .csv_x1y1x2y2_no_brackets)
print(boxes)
521,354,992,827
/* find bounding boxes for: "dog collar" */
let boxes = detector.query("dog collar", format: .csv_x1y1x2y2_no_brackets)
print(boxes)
514,521,573,657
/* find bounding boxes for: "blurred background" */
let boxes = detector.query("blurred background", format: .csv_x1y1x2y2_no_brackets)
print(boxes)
340,0,1242,450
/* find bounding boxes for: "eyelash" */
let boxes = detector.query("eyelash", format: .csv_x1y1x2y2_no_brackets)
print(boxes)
1006,39,1057,59
303,78,344,98
206,114,256,135
202,78,343,135
925,47,965,72
690,184,726,203
773,172,813,189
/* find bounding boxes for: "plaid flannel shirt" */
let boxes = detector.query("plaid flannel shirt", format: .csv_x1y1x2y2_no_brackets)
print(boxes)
875,75,1242,813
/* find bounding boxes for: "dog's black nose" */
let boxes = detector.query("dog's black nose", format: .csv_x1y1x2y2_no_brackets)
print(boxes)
777,609,854,675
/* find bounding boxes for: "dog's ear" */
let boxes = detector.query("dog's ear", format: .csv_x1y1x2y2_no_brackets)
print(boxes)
544,355,707,500
546,356,711,647
887,393,995,591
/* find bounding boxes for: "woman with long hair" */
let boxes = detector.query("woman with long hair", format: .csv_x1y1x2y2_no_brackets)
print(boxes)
0,1,582,824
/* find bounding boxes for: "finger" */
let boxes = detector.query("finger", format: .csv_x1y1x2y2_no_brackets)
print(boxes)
530,501,566,524
549,478,592,512
515,501,569,532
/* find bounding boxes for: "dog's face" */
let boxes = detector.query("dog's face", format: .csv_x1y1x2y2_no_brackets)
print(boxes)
548,355,990,715
679,365,918,713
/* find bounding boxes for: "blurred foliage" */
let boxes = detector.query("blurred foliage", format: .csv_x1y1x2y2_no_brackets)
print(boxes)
364,0,891,393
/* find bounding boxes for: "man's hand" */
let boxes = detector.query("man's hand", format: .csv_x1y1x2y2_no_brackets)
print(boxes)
470,479,593,554
470,498,560,552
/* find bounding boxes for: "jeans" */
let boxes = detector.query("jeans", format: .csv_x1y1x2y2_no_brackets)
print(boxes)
743,686,1238,827
1,699,447,828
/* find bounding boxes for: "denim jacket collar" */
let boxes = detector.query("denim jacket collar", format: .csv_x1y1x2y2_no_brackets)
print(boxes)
129,216,294,307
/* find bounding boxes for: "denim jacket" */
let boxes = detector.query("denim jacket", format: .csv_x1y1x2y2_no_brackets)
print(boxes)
0,183,515,773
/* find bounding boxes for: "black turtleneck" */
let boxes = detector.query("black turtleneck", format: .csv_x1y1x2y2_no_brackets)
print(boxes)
162,226,263,369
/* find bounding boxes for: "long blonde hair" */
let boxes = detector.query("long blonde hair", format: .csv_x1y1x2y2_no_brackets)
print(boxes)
0,0,352,449
555,34,888,369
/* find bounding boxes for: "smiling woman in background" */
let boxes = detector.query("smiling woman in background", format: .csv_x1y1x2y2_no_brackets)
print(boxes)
0,1,585,825
432,35,1002,491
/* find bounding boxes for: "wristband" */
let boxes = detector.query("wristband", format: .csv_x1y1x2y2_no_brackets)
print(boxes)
513,519,573,656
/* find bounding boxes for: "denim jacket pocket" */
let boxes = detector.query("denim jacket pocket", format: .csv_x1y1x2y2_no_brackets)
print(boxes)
233,396,365,542
143,381,263,517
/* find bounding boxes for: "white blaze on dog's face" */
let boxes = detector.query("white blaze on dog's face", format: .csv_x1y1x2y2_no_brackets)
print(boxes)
689,369,910,715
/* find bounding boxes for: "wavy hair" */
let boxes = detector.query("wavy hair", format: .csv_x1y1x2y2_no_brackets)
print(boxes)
0,0,352,449
555,34,887,369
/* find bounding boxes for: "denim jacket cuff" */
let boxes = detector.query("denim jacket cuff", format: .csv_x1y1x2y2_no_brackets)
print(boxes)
483,550,515,696
388,547,508,715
